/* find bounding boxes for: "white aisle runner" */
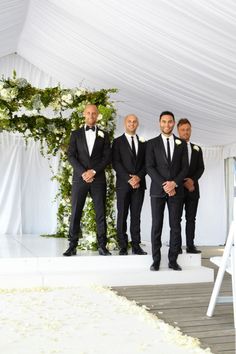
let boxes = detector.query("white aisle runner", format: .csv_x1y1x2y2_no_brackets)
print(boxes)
0,286,212,354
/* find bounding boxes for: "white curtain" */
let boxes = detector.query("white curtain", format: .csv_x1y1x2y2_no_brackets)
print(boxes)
1,1,236,146
224,158,235,237
14,0,236,146
196,146,226,245
0,132,59,234
0,54,59,235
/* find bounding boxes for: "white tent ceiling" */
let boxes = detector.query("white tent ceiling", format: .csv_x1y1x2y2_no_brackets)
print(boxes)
1,0,236,146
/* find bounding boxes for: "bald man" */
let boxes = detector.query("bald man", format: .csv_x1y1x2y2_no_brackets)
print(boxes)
112,114,147,255
63,104,111,257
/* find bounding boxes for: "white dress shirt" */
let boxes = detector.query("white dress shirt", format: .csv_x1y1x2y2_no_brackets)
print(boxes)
85,125,96,156
161,134,174,160
125,133,139,154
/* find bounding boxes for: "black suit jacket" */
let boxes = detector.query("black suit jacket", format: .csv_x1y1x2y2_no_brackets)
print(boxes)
67,127,111,183
186,143,205,198
146,134,188,197
112,134,146,190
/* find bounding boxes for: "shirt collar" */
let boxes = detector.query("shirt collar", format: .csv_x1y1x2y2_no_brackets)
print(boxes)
125,133,136,139
161,133,174,141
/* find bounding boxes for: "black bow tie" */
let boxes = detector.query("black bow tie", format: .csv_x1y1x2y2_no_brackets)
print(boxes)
86,125,95,131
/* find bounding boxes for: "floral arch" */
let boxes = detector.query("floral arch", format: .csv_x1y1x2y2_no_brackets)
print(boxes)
0,72,118,250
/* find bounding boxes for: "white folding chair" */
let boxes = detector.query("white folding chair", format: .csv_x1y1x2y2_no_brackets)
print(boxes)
206,221,236,328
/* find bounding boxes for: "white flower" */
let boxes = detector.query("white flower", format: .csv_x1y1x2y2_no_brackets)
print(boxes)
84,234,96,243
0,88,9,99
107,242,117,251
98,130,104,138
193,144,200,151
60,200,66,206
61,93,73,105
16,78,28,88
0,87,18,101
32,94,43,110
175,139,182,145
74,88,86,97
0,82,4,90
63,216,69,224
139,136,145,143
97,114,103,121
50,100,61,111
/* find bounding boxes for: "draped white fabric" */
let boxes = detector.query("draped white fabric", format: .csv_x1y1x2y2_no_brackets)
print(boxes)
0,55,59,235
196,146,226,245
0,0,236,145
0,21,231,243
223,143,236,159
0,0,29,57
0,132,59,234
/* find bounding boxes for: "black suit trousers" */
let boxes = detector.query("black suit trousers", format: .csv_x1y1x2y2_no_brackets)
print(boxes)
69,181,107,247
116,188,145,249
151,196,183,263
181,193,199,248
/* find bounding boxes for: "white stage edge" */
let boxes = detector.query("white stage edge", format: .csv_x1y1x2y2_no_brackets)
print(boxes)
0,235,214,288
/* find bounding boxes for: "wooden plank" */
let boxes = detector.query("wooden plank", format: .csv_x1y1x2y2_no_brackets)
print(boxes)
112,247,235,354
203,336,235,344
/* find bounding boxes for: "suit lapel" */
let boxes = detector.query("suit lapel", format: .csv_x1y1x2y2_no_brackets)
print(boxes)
81,128,90,156
171,135,181,165
122,134,134,159
136,135,142,162
189,143,196,168
90,128,100,157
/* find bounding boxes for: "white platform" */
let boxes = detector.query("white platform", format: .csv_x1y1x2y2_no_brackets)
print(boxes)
0,234,214,288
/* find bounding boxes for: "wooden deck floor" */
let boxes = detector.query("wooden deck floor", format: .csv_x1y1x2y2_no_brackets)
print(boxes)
113,247,235,354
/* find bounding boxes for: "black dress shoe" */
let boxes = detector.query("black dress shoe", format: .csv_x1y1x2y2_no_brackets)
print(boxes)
168,262,182,271
98,247,111,256
150,262,160,271
186,246,201,254
119,249,128,255
63,246,77,256
132,246,147,255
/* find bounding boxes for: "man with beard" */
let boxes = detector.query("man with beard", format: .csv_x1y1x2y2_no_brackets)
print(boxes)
146,111,188,271
177,118,204,254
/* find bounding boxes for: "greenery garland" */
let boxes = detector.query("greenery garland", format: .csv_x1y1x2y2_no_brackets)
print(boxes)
0,71,118,251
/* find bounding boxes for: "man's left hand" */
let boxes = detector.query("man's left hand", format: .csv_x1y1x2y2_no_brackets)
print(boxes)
184,178,195,192
82,169,96,183
129,175,141,189
162,181,176,194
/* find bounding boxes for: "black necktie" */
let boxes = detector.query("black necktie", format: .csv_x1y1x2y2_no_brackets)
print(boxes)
131,136,136,158
86,125,95,131
167,138,171,164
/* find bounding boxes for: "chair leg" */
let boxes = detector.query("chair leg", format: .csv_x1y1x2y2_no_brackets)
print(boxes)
206,222,235,319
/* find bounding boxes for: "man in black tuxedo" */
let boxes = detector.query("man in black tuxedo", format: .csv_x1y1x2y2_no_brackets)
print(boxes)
63,104,111,256
112,114,147,255
146,111,188,271
177,118,205,254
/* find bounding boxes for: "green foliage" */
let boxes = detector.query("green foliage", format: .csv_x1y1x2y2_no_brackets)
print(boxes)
0,74,118,250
